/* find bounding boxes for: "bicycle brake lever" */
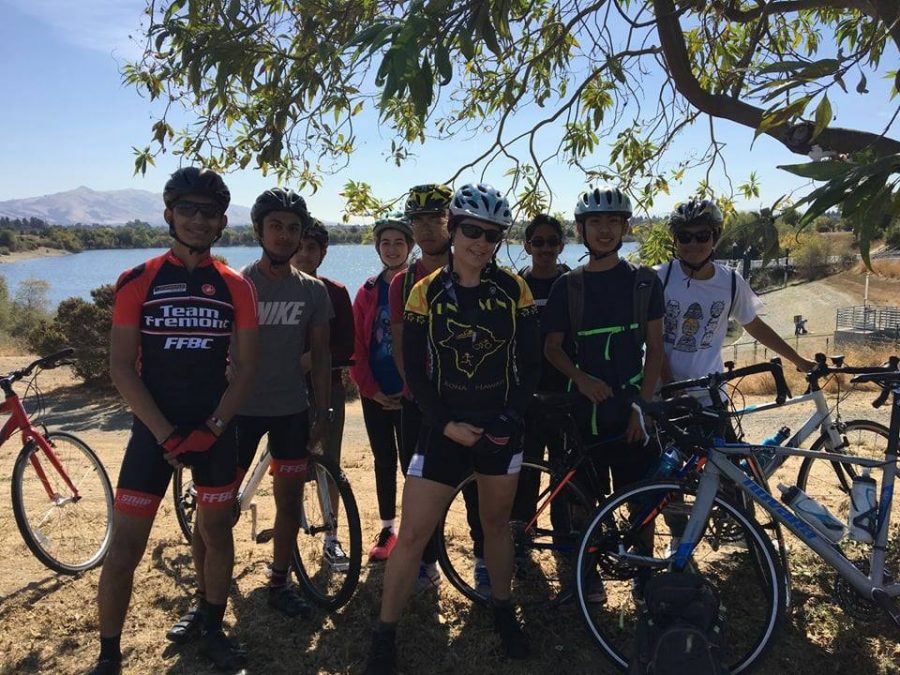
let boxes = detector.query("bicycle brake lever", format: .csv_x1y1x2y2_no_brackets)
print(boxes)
872,386,891,409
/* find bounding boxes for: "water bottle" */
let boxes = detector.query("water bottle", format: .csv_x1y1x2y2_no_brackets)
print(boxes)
647,444,682,479
740,426,789,475
848,469,877,544
777,483,845,544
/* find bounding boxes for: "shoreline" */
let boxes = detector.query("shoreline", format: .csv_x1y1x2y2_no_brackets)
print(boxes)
0,246,71,264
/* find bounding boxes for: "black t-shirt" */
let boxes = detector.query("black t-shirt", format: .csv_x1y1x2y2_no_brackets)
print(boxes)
520,266,568,393
542,261,664,432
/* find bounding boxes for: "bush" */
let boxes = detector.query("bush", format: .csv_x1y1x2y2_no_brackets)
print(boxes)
885,221,900,250
793,235,833,281
27,284,114,385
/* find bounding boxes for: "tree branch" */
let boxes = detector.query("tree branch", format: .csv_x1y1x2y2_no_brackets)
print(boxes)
653,0,900,157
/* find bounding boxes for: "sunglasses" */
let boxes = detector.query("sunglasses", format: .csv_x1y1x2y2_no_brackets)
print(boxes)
675,230,714,244
459,223,503,243
172,201,224,219
528,236,561,248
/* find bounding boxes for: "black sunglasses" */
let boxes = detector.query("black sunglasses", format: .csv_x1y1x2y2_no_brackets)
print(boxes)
459,223,503,243
172,201,224,219
528,236,561,248
675,230,714,244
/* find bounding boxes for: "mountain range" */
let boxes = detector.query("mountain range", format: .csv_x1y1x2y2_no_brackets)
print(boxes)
0,186,253,226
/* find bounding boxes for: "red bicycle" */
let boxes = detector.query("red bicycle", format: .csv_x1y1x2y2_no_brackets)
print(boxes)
6,348,113,574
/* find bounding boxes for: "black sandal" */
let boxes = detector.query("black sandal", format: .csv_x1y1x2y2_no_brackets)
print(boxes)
165,606,205,644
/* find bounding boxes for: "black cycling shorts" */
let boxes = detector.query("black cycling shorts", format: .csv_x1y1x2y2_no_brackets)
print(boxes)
406,421,523,488
115,416,238,517
236,412,310,479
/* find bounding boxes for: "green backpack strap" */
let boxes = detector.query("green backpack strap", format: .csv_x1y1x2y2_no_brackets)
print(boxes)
632,263,658,341
401,264,418,305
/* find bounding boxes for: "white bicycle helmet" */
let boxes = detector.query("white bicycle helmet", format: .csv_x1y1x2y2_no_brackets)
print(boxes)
449,183,513,228
574,186,633,220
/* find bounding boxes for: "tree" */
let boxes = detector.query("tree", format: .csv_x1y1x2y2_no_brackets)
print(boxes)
127,0,899,249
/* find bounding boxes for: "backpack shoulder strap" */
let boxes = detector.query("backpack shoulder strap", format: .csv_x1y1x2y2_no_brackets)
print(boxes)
632,263,657,341
728,268,737,319
402,264,418,304
567,265,585,343
662,260,674,289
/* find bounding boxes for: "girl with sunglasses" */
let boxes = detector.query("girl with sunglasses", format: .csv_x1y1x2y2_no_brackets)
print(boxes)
657,198,814,391
364,184,541,675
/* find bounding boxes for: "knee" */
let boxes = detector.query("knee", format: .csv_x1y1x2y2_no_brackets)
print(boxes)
104,537,145,573
197,511,234,550
480,511,512,536
395,525,431,552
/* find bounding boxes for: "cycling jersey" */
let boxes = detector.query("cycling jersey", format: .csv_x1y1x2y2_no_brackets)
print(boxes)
403,264,541,430
111,250,257,515
112,250,258,424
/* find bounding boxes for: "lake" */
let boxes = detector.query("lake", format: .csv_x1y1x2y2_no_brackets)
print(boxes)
0,241,638,307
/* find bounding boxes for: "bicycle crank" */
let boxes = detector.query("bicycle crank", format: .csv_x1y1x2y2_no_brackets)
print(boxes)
833,558,896,622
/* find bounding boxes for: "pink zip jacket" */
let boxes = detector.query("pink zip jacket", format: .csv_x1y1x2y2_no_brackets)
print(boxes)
350,273,394,399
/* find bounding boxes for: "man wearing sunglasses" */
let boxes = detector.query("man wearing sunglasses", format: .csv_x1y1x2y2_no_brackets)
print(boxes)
94,167,258,674
657,198,814,393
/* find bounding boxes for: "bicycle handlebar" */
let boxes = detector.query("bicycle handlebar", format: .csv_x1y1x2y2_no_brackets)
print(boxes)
659,359,791,405
6,347,75,382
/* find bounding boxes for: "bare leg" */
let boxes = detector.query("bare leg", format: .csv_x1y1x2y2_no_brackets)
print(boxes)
474,473,519,601
97,512,155,637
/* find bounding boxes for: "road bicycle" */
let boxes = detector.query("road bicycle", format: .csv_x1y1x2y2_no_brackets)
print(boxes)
7,348,113,574
575,360,900,673
173,443,362,610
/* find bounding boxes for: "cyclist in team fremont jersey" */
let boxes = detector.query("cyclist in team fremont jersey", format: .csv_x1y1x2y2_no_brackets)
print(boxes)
92,168,258,675
365,184,541,675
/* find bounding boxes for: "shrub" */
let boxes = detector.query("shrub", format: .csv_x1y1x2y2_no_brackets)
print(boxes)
885,221,900,250
28,284,114,385
793,235,833,281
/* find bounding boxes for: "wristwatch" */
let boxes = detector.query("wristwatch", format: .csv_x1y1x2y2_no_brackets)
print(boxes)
207,415,227,435
317,407,335,423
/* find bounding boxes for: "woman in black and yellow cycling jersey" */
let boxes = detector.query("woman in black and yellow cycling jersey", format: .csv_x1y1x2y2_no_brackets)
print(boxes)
364,183,542,674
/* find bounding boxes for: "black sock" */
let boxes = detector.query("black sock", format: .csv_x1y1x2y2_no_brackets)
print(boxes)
202,601,227,633
492,596,512,609
99,634,121,662
375,620,397,635
269,567,289,588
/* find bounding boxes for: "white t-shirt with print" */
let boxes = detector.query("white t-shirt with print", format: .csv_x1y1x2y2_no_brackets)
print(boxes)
654,261,762,382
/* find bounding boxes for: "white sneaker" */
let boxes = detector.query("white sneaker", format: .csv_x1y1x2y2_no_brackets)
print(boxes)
324,539,350,572
415,563,441,593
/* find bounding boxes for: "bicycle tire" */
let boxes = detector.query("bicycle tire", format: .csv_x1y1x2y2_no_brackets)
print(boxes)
172,465,198,544
576,478,784,674
12,431,114,574
292,456,362,610
796,419,897,561
437,460,594,607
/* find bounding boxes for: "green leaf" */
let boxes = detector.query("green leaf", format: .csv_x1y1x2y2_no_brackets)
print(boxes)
778,160,851,181
810,94,832,142
757,60,809,75
435,42,452,84
855,73,868,93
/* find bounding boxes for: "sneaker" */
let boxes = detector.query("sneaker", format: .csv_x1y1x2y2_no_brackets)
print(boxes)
324,538,351,572
198,629,247,672
474,559,492,597
165,604,205,644
364,628,398,675
268,583,313,619
415,563,441,593
492,603,530,659
88,657,121,675
585,572,606,604
368,527,397,561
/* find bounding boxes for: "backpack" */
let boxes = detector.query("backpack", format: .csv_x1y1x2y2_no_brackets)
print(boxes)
628,572,728,675
566,262,657,342
661,261,737,320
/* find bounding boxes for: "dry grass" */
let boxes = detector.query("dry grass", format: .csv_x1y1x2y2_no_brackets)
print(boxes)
727,344,898,399
0,361,898,674
854,258,900,280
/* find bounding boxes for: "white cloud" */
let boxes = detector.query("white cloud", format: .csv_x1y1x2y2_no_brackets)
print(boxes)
3,0,147,58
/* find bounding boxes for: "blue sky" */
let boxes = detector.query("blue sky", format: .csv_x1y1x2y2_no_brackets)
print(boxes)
0,0,897,222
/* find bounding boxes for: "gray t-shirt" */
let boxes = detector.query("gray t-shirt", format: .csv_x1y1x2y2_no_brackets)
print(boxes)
239,261,333,416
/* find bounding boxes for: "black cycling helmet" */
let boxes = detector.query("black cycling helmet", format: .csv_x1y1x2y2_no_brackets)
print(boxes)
163,167,230,254
405,184,453,216
163,167,231,210
667,198,725,236
302,218,329,248
250,188,311,234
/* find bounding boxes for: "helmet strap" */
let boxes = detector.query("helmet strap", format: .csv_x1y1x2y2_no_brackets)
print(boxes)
676,252,714,287
169,225,219,256
586,239,623,261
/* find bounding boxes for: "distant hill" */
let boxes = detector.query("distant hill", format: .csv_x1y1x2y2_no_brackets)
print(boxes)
0,186,252,226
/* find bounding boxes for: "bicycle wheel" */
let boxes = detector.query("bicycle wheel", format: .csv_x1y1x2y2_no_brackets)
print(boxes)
437,460,594,607
796,421,898,574
12,432,114,574
172,466,196,544
292,456,362,609
576,479,784,674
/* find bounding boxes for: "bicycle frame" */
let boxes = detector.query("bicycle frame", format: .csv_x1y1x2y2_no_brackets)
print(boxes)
231,444,336,543
0,379,80,504
674,391,900,618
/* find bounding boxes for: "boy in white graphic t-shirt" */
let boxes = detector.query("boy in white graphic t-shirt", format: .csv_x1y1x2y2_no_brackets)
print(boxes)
656,198,814,390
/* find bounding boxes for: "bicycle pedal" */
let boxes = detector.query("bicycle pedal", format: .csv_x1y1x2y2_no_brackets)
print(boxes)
255,528,275,544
